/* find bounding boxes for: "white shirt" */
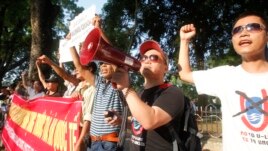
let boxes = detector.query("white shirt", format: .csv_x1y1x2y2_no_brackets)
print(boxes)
193,65,268,151
26,87,44,100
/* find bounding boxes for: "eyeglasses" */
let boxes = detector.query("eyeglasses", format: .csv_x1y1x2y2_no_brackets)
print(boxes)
140,54,159,62
98,62,111,66
99,62,104,66
232,23,266,36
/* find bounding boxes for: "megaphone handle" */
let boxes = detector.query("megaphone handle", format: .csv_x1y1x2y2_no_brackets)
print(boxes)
112,82,117,89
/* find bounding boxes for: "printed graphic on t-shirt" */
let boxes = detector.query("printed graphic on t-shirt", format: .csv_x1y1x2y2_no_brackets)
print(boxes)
131,117,145,147
233,89,268,145
131,117,143,135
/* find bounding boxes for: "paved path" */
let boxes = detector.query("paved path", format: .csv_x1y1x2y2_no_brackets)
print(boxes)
201,136,222,151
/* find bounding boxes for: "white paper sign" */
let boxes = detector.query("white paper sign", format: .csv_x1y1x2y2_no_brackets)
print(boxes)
58,39,80,63
69,5,96,45
58,5,96,63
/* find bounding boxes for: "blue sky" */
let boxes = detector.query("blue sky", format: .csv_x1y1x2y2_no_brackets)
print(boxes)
76,0,107,14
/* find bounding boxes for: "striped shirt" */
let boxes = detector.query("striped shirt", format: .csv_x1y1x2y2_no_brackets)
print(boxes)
90,76,123,136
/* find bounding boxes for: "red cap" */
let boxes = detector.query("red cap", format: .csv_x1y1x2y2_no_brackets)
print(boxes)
139,40,168,65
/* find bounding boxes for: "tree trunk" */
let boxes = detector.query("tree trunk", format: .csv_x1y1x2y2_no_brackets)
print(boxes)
29,0,55,80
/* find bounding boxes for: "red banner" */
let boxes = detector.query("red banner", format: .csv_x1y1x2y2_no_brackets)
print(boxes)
1,94,82,151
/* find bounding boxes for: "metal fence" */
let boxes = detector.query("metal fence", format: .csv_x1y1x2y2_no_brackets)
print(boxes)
195,104,222,138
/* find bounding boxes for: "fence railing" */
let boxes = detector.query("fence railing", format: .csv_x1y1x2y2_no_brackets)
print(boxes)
195,104,222,138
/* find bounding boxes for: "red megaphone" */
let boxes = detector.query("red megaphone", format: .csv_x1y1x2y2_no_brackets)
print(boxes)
80,28,141,71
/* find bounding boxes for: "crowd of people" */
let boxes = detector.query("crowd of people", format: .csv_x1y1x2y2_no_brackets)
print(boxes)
0,10,267,151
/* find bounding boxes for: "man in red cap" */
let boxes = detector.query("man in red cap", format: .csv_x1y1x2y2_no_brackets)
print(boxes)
112,40,186,151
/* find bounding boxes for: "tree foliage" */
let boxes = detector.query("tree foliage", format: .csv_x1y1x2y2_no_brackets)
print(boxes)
0,0,31,87
101,0,268,97
1,0,267,100
0,0,83,87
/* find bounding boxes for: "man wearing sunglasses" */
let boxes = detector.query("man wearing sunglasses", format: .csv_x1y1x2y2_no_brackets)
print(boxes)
112,40,185,151
178,11,268,151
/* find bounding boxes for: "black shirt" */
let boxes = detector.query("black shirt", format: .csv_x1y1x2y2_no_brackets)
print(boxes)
129,83,185,151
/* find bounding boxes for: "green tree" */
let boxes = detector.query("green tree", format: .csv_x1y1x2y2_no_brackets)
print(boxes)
29,0,84,80
0,0,31,87
101,0,267,99
0,0,83,87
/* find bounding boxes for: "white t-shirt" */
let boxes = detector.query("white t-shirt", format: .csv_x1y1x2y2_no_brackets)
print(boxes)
81,85,95,121
75,82,95,121
26,87,44,100
193,65,268,151
63,82,77,97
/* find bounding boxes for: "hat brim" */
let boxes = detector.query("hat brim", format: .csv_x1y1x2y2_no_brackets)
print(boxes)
45,80,59,83
140,40,163,55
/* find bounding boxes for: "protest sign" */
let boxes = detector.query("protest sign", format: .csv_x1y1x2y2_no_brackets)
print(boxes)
59,5,96,63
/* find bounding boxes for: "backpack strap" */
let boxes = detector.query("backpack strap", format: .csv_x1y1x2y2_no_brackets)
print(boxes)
167,123,185,151
168,96,203,151
185,98,203,139
166,97,190,151
153,85,203,151
183,103,190,132
153,83,186,151
117,91,128,150
152,82,172,103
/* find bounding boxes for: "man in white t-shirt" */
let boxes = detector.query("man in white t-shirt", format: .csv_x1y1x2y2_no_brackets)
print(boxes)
178,11,268,151
21,71,45,100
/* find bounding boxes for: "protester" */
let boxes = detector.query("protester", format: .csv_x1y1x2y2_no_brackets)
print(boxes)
71,64,97,151
65,14,118,151
0,86,10,117
111,40,185,150
178,11,268,151
68,47,97,151
86,61,123,151
0,87,10,102
37,55,80,97
6,83,16,104
0,86,9,129
14,81,28,99
62,69,79,97
21,71,45,100
36,59,62,97
69,15,123,151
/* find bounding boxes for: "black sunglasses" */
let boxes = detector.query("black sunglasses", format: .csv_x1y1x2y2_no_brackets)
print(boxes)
232,23,266,36
99,62,104,66
140,54,159,62
98,62,111,66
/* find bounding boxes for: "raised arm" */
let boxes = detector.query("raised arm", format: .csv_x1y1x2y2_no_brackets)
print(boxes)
92,14,111,45
38,55,80,86
178,24,196,84
69,46,95,86
21,71,29,89
36,60,47,89
69,46,83,74
65,15,108,86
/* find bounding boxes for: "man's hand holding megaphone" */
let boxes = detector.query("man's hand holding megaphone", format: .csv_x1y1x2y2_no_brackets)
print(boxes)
111,66,133,96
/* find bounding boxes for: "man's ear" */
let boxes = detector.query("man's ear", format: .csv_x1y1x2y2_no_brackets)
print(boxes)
266,31,268,42
88,67,93,72
164,64,168,74
266,32,268,51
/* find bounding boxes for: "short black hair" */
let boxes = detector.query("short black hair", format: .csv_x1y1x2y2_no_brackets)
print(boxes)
86,62,97,74
45,74,60,83
233,11,268,32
